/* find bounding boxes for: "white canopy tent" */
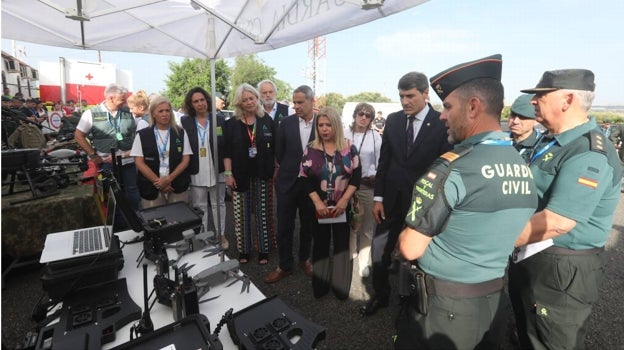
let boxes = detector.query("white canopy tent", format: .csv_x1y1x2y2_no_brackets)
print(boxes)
2,0,430,238
2,0,429,59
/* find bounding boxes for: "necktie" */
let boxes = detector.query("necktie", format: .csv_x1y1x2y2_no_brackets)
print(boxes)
406,115,415,151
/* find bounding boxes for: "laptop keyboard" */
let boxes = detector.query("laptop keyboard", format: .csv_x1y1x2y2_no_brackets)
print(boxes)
73,228,103,254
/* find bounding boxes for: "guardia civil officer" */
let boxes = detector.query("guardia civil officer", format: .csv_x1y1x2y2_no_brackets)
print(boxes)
508,93,541,162
509,69,623,349
75,83,141,215
394,54,538,349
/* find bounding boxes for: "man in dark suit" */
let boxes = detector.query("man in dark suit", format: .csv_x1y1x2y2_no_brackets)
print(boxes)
360,72,451,316
258,79,291,129
264,85,316,283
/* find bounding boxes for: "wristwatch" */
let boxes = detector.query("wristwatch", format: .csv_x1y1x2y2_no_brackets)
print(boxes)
88,152,99,159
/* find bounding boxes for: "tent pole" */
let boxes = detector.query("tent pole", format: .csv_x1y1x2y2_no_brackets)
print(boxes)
209,58,223,243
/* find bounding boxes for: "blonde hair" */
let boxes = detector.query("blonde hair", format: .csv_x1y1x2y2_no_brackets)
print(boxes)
310,107,348,151
148,95,180,133
232,83,264,120
127,90,149,110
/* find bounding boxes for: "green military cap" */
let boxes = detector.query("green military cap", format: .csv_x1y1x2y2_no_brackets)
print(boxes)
2,95,11,102
430,54,502,101
521,69,595,93
510,94,536,119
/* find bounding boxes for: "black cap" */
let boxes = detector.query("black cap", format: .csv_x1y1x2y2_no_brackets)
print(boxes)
521,69,595,93
430,54,503,101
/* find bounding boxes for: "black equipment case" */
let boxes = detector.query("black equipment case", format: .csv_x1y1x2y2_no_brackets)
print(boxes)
110,314,222,350
41,234,124,301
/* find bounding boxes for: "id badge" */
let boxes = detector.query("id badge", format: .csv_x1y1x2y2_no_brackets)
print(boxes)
199,147,207,157
116,132,123,141
248,146,257,158
326,184,335,206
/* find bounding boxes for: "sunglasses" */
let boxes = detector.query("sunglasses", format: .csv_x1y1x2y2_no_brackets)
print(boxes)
357,111,373,119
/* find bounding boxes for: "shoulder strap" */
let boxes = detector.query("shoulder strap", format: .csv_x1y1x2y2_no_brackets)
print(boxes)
437,145,474,167
586,130,607,155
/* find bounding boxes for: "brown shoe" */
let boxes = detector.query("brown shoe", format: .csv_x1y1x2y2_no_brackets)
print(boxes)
263,268,292,283
299,261,313,278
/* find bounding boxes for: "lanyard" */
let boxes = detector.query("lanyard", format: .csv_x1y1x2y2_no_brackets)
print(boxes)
155,127,170,162
246,119,256,146
478,139,513,146
321,142,337,190
196,119,208,148
529,134,556,165
351,129,368,155
108,111,121,132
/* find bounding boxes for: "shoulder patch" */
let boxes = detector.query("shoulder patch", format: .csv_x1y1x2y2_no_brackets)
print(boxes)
404,145,472,237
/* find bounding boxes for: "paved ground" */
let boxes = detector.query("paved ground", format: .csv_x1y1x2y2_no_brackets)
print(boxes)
2,194,623,349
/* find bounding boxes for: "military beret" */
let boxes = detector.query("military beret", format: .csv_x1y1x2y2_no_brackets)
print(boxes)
521,69,595,93
430,54,503,101
510,94,536,119
2,95,11,102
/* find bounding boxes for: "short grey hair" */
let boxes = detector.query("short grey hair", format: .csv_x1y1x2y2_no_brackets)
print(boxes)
258,79,277,92
568,89,595,112
104,83,127,97
293,85,314,100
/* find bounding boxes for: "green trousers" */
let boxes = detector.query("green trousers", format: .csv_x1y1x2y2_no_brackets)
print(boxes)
509,249,606,350
394,291,508,350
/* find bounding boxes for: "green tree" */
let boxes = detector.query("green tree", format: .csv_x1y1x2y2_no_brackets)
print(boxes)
317,92,346,112
230,54,292,102
345,92,392,103
163,58,231,109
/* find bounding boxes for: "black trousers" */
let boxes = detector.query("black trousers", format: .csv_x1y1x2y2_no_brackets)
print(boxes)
275,183,313,271
370,196,409,301
311,220,352,300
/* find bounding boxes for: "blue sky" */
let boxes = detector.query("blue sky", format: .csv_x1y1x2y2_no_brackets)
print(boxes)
2,0,623,106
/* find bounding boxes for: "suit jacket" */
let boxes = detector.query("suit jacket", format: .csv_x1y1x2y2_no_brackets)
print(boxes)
374,105,451,214
273,103,290,130
275,114,316,195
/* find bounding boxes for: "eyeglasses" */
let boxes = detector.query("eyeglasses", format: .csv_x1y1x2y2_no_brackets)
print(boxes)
357,111,372,119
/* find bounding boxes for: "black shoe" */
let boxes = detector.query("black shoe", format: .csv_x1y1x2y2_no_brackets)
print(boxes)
359,296,389,316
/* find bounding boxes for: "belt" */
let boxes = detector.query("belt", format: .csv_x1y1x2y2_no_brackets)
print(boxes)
425,275,503,298
544,246,604,256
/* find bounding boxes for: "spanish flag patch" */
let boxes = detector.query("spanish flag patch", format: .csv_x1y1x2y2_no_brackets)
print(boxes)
577,177,598,189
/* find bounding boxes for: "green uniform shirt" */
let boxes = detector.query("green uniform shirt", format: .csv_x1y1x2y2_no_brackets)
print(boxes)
530,118,622,249
410,131,538,283
513,130,541,163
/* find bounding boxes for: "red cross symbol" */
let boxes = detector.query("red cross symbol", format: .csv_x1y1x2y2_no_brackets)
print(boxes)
85,73,93,80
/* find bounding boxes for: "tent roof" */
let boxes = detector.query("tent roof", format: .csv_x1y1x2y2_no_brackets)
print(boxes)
2,0,429,59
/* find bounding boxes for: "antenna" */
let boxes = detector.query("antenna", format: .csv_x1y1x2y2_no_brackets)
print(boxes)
137,263,154,335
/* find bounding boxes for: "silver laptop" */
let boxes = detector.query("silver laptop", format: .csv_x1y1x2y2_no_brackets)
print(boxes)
39,187,116,263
